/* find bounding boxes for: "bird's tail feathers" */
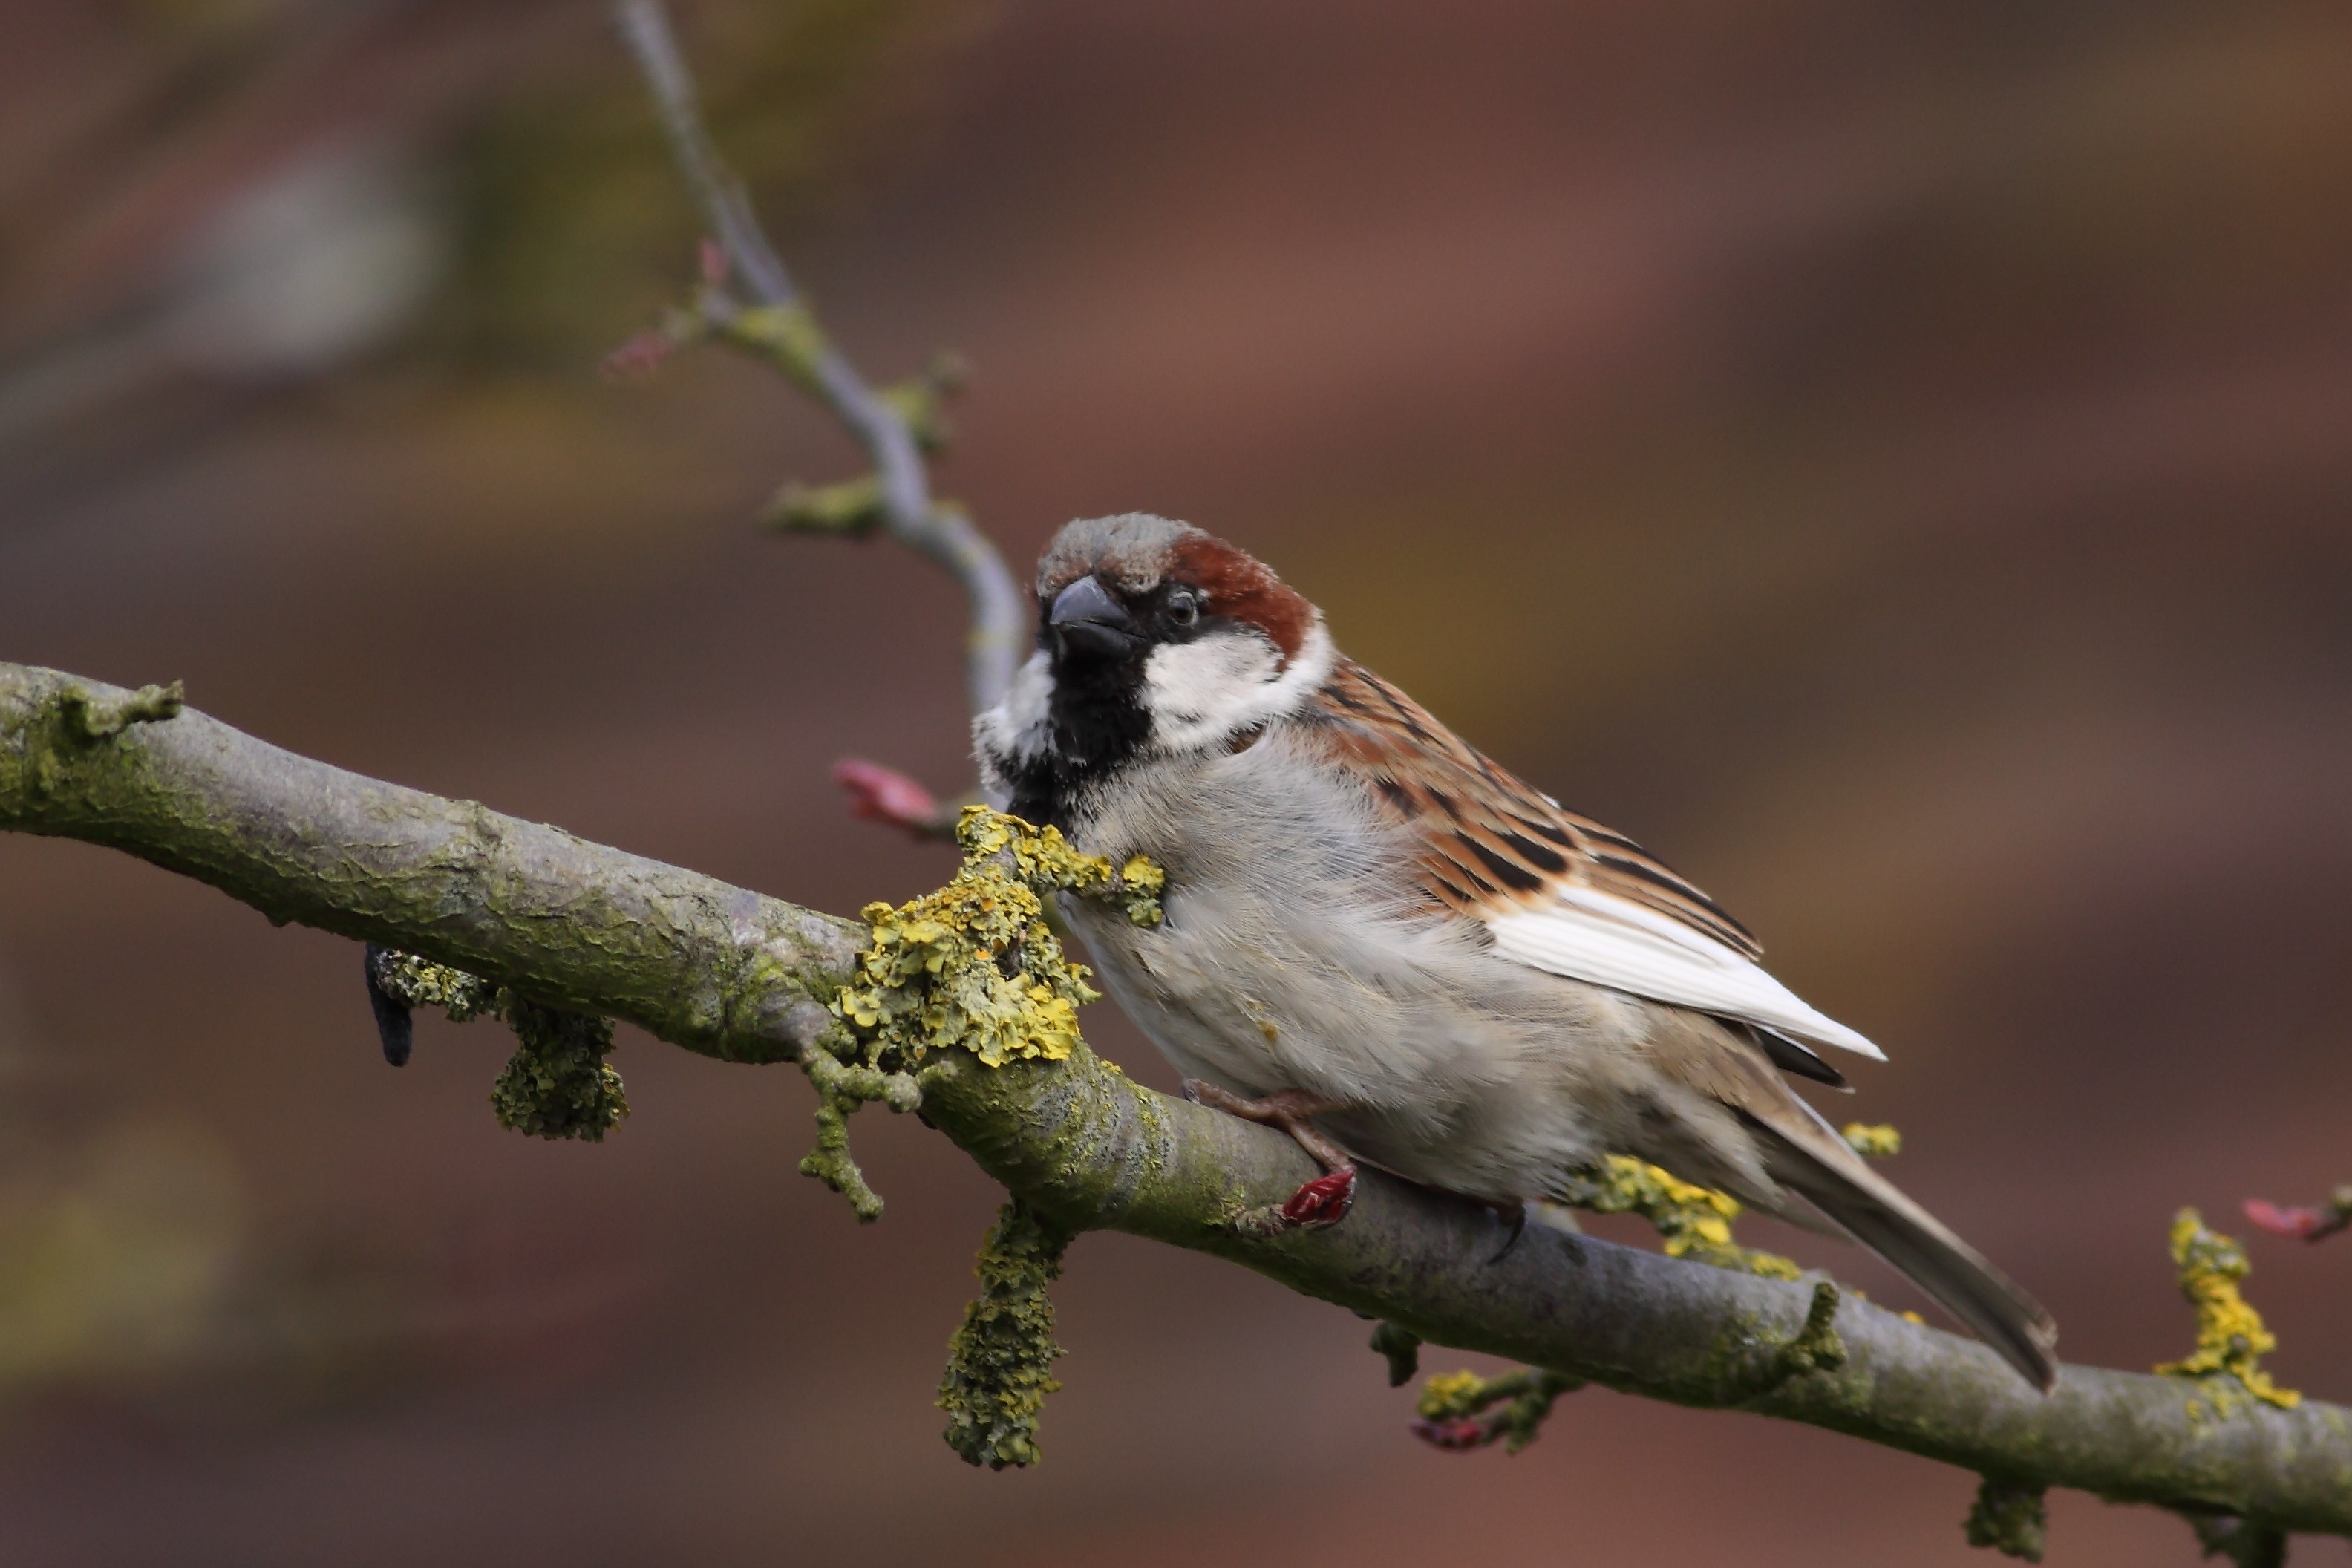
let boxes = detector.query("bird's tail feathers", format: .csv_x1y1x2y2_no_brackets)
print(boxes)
1751,1117,2059,1392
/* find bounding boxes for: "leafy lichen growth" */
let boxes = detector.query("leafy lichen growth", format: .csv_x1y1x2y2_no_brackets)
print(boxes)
2155,1209,2299,1411
800,807,1164,1219
1842,1122,1904,1159
1556,1154,1801,1278
370,953,627,1141
1412,1365,1584,1452
370,950,497,1019
1965,1477,2048,1561
489,1000,628,1140
938,1198,1071,1469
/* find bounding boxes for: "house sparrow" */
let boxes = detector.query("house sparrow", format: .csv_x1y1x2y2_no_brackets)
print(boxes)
976,513,2059,1391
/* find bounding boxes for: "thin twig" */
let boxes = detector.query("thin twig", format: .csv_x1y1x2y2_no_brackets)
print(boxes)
609,0,1027,726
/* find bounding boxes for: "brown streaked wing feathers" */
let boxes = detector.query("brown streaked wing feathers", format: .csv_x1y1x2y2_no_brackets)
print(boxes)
1304,659,1763,958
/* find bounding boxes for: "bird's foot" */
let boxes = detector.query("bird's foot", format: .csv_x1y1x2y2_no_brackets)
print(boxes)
1183,1079,1358,1231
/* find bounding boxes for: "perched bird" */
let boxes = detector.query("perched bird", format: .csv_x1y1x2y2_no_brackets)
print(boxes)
976,513,2059,1391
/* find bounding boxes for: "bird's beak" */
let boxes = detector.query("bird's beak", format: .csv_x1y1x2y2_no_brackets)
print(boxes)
1048,575,1141,660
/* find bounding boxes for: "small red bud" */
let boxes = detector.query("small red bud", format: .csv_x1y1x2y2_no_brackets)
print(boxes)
1281,1166,1356,1228
833,759,943,832
2244,1199,2330,1240
601,331,676,378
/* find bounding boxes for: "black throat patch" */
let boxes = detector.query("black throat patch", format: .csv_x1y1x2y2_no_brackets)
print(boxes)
999,646,1153,829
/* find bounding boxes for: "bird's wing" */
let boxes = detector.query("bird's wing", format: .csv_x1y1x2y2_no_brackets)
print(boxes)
1305,659,1883,1060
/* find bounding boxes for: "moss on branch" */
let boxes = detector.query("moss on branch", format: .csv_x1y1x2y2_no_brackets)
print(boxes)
4,663,2350,1543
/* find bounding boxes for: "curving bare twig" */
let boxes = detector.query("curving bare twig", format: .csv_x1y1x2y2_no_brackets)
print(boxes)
4,662,2348,1548
609,0,1028,731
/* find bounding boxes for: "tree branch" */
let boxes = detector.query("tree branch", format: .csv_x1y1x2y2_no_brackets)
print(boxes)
4,660,2348,1540
609,0,1028,727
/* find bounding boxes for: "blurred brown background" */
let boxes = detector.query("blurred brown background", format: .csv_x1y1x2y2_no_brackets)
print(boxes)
1,1,2348,1564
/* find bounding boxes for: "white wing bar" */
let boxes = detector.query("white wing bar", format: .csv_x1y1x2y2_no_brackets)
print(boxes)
1485,885,1885,1060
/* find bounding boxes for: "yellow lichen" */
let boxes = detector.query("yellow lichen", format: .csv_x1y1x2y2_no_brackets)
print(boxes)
1842,1123,1903,1159
2155,1209,2298,1411
938,1199,1069,1469
1557,1155,1801,1278
830,807,1160,1074
1413,1365,1583,1452
802,808,1164,1219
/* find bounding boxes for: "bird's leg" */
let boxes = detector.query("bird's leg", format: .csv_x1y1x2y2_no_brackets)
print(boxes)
1182,1079,1357,1228
1183,1081,1354,1169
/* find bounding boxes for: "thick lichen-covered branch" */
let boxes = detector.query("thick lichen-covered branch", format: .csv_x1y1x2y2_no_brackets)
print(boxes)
4,664,2350,1542
0,664,863,1066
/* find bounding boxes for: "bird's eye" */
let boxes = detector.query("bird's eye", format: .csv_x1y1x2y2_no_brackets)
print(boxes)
1167,589,1201,627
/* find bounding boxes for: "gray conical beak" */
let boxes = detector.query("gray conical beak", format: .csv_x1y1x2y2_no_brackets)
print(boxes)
1048,575,1140,659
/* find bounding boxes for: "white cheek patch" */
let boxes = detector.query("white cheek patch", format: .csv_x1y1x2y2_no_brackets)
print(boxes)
1144,619,1335,754
974,650,1056,770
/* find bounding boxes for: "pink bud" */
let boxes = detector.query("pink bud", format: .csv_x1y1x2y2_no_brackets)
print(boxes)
601,331,675,378
2243,1199,2328,1239
832,759,942,830
1409,1416,1497,1451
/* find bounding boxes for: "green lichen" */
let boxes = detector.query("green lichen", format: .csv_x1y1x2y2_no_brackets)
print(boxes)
878,351,965,454
1771,1280,1849,1382
1965,1477,2048,1561
1413,1365,1584,1452
801,807,1163,1219
1370,1322,1422,1388
489,1000,628,1141
938,1198,1071,1469
716,301,833,396
2156,1209,2299,1411
1695,1281,1849,1405
370,950,497,1019
1556,1154,1801,1278
372,954,627,1141
56,680,183,739
763,474,883,535
1842,1122,1904,1159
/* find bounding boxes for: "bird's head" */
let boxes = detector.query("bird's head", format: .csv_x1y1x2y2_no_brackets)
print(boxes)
977,514,1333,814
